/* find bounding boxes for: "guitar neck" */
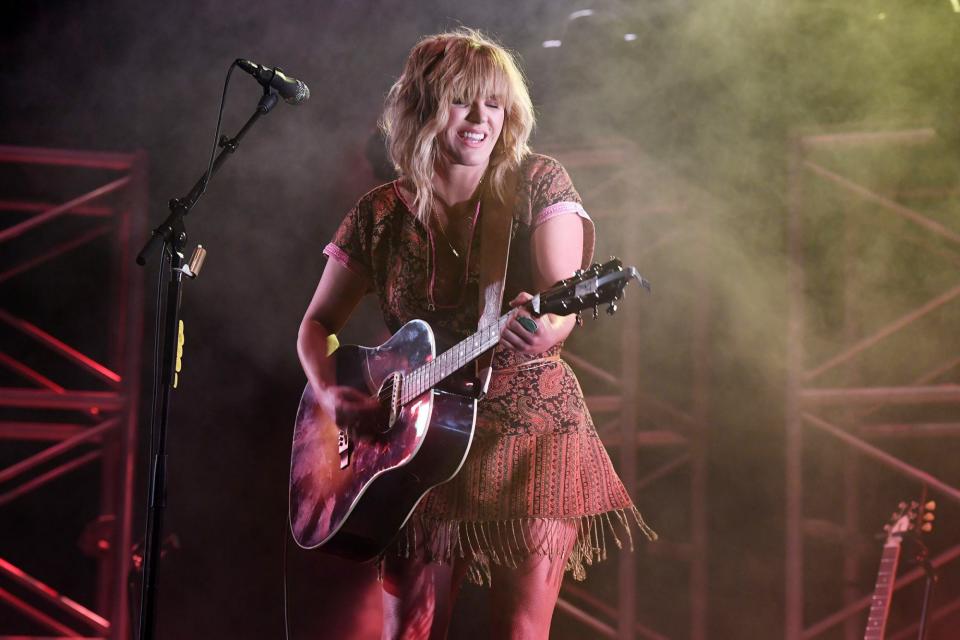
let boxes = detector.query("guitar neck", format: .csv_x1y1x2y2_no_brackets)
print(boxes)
864,541,902,640
400,312,512,404
394,258,645,404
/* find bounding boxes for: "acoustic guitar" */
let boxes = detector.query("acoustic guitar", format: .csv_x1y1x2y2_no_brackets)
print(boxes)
288,258,649,560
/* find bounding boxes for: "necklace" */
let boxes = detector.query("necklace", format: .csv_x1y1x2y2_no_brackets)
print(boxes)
433,184,483,259
426,188,482,312
434,213,463,258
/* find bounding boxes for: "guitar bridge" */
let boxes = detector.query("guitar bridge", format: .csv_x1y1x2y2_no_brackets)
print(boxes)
377,372,404,432
388,371,402,430
337,428,350,469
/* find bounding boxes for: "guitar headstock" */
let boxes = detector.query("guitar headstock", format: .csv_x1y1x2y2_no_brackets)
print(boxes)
882,499,936,543
531,258,651,319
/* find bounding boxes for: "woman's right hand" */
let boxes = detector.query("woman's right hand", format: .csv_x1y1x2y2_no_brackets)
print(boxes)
315,385,385,431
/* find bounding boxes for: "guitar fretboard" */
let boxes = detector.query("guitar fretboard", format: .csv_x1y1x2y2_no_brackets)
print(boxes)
400,313,512,404
864,541,902,640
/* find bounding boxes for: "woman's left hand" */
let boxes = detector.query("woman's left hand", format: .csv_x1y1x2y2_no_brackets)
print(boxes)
500,292,573,354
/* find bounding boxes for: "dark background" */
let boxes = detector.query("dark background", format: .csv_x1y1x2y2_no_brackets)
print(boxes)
2,1,959,638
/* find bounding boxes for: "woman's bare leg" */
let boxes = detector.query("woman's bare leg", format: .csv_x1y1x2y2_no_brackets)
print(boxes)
488,521,576,640
380,553,471,640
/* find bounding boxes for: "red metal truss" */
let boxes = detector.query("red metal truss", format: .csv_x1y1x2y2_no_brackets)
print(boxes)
0,145,146,640
785,129,960,639
543,139,712,640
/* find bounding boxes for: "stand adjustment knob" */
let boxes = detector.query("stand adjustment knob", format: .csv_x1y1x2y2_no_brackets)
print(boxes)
179,245,208,279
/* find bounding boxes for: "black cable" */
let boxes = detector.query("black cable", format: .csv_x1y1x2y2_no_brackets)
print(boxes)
147,60,236,405
148,247,167,454
137,60,243,637
132,243,166,639
196,62,238,202
283,513,293,640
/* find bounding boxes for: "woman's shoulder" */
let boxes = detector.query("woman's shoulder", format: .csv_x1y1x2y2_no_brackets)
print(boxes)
515,152,581,211
354,180,403,210
349,180,410,223
519,152,569,180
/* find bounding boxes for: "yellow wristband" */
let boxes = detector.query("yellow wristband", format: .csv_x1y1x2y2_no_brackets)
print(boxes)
326,334,340,356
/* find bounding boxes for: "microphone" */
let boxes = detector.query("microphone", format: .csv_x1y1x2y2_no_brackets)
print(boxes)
236,59,310,105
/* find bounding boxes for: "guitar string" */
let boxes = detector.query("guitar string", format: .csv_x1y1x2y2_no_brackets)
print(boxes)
401,315,510,404
396,265,625,403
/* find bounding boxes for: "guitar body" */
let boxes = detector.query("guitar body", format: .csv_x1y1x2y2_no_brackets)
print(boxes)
288,319,477,561
288,259,648,561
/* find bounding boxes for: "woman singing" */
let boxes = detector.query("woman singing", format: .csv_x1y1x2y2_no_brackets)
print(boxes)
297,28,655,640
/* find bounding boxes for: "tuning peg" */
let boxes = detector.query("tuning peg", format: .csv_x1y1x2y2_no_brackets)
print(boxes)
576,312,583,327
925,500,936,511
921,523,933,533
923,512,935,522
607,302,618,315
592,305,599,320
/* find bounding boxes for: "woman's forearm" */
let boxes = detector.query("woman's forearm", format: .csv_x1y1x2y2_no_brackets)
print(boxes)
297,318,338,400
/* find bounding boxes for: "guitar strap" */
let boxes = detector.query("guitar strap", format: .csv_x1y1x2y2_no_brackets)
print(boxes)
475,168,517,398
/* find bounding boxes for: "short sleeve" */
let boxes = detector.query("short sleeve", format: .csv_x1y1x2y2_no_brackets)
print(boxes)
323,203,373,281
528,157,596,268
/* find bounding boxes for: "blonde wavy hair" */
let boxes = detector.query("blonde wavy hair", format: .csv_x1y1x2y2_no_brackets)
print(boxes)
380,28,535,224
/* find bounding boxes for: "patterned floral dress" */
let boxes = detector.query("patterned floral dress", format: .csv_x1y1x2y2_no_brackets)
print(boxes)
324,153,655,583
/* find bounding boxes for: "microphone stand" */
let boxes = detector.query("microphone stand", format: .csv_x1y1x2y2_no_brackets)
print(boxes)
134,86,280,640
916,556,937,640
